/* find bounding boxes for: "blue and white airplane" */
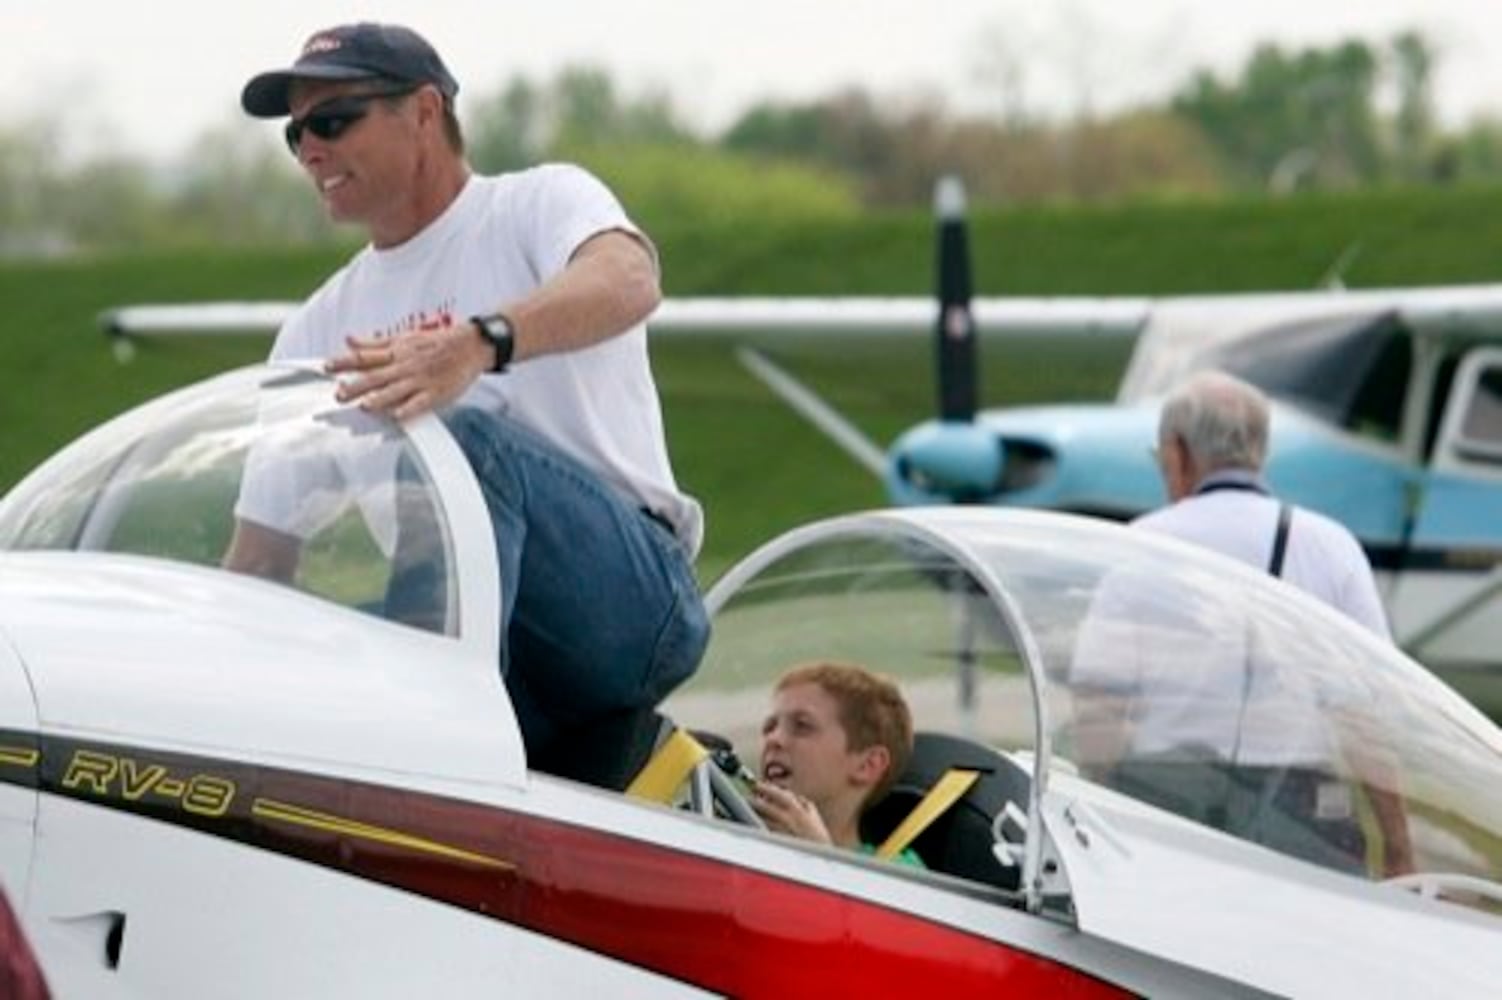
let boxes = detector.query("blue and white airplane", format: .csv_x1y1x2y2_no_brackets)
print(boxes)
889,280,1502,713
98,180,1502,711
721,186,1502,714
710,194,1502,713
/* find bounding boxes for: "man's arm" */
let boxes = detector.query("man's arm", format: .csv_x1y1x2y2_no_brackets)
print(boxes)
329,229,660,420
504,228,662,360
1363,779,1416,877
1336,725,1415,877
221,518,303,584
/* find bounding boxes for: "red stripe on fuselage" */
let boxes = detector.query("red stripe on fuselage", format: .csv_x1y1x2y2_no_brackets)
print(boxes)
31,735,1132,997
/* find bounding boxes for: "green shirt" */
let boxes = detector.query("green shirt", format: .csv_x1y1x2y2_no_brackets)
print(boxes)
858,842,927,869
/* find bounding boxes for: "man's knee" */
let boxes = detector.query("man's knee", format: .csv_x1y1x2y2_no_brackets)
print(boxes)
444,407,524,458
441,405,492,445
442,407,533,501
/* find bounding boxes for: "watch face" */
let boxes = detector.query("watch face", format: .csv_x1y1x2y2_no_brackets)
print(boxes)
476,314,513,371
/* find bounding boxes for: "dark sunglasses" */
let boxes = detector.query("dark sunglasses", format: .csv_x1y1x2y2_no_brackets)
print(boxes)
284,84,419,155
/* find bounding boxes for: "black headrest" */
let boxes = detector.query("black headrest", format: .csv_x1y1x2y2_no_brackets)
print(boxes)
861,731,1031,891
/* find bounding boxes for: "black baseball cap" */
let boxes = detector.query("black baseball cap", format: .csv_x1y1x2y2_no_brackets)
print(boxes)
241,22,459,118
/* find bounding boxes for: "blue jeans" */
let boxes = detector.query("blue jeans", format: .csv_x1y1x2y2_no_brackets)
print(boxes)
443,408,709,754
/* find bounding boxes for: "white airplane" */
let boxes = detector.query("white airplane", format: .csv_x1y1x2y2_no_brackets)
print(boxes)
1,362,1501,996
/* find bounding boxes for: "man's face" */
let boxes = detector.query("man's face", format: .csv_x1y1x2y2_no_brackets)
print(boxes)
759,682,867,810
285,79,422,226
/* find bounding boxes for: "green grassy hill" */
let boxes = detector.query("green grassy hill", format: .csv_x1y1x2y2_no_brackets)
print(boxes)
6,185,1502,579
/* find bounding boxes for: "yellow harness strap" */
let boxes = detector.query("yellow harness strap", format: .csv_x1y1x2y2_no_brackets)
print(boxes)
625,728,710,803
876,768,980,860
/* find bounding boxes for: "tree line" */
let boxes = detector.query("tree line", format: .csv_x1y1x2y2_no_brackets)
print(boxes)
5,30,1502,256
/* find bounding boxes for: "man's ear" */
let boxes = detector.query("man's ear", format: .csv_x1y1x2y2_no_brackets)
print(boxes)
851,745,891,788
414,86,446,133
1165,432,1196,500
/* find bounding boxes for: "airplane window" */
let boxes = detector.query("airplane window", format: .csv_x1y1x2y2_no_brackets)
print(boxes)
1457,364,1502,462
1213,310,1407,439
1345,333,1412,442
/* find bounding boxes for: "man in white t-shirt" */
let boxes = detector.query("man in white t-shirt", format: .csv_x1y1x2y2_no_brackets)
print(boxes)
225,22,708,787
1074,369,1411,875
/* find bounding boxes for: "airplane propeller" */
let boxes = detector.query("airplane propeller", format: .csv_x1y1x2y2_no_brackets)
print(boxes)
934,175,978,423
887,176,1005,503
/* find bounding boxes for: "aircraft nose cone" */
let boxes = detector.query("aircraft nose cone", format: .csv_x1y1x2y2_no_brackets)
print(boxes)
890,422,1004,502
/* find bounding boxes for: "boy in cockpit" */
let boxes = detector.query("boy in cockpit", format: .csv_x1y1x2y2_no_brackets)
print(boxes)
752,661,923,866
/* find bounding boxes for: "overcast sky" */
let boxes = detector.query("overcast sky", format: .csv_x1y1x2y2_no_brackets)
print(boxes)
6,0,1502,162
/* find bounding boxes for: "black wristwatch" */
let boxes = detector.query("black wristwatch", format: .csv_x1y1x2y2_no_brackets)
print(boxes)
470,312,515,372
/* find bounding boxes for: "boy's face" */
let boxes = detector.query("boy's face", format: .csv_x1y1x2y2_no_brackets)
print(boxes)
760,682,866,808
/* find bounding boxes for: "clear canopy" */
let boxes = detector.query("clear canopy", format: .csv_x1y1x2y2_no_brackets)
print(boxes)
668,507,1502,895
0,365,459,635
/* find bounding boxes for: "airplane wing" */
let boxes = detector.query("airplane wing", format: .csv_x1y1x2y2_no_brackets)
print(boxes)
99,296,1149,340
101,301,299,338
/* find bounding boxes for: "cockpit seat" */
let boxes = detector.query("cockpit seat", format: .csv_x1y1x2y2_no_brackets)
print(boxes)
860,731,1032,892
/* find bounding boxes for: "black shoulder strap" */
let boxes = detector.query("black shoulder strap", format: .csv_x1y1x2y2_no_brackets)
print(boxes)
1268,503,1292,578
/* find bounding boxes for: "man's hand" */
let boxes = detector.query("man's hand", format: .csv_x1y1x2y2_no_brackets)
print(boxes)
327,319,492,421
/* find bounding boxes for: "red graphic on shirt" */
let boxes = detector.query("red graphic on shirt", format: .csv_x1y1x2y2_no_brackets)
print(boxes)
373,303,458,341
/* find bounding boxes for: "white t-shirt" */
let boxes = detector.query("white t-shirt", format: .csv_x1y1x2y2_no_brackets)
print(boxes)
1069,471,1388,767
244,164,702,557
1132,472,1388,638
